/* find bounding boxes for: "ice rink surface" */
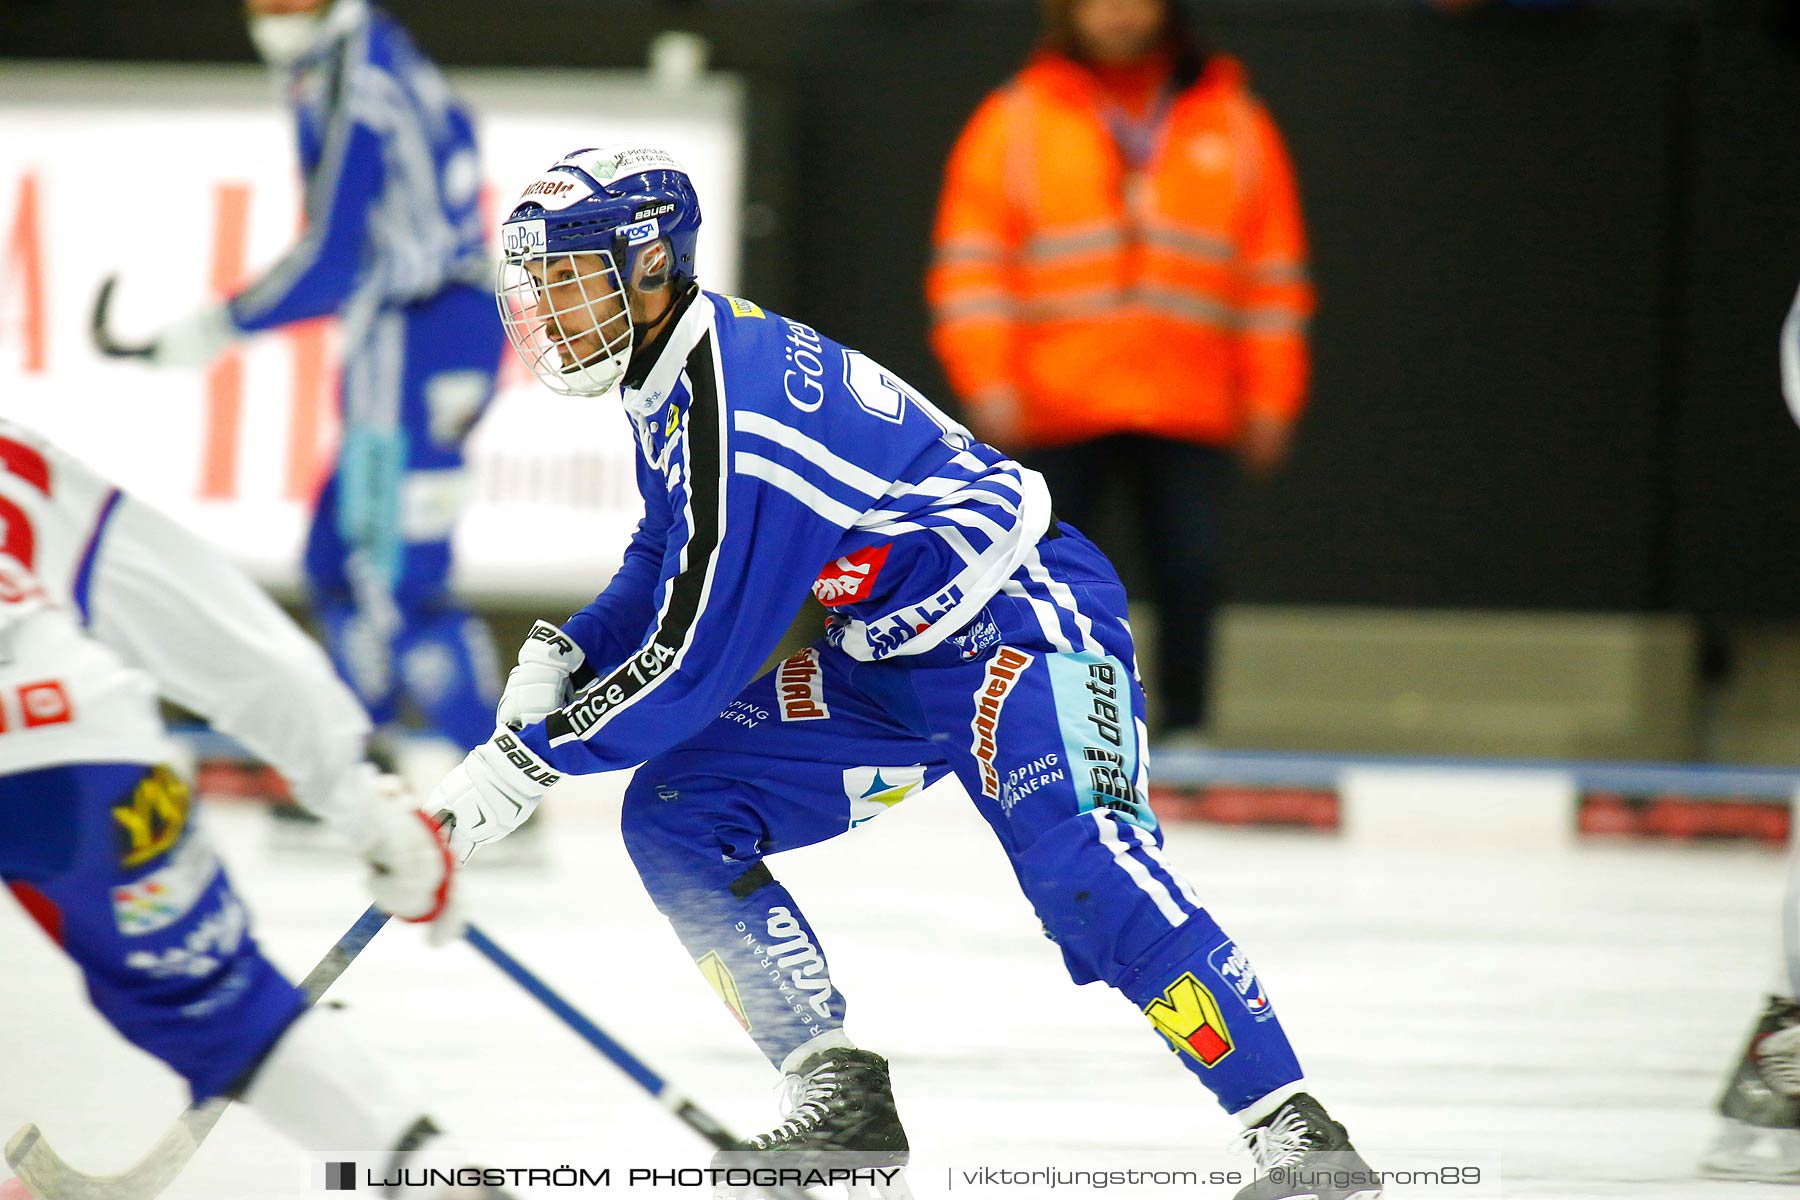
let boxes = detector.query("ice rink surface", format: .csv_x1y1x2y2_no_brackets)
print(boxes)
2,769,1793,1200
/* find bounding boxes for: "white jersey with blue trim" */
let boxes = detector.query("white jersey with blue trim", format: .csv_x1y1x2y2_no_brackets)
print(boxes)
0,421,370,816
515,289,1053,778
229,0,488,353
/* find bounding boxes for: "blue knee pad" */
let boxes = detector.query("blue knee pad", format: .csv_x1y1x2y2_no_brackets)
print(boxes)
622,777,846,1068
0,763,304,1101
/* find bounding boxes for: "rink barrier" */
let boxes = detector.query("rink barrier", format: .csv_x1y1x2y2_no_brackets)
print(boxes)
1150,748,1798,846
171,727,1798,847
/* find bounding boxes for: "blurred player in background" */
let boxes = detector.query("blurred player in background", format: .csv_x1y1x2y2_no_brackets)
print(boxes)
1701,282,1800,1183
131,0,504,764
424,145,1380,1200
0,420,501,1199
928,0,1312,744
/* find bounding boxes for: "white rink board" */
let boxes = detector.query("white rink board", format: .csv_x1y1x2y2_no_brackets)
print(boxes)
0,766,1794,1199
0,63,746,604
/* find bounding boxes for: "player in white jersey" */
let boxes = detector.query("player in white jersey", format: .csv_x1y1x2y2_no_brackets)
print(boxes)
1701,285,1800,1183
0,420,504,1198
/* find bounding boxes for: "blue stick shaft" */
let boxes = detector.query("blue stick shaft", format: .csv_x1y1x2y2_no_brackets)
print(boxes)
464,923,666,1097
462,923,821,1200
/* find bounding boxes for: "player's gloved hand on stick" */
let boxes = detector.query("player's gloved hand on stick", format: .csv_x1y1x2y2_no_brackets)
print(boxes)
146,304,239,368
431,728,562,864
497,619,585,729
337,765,462,942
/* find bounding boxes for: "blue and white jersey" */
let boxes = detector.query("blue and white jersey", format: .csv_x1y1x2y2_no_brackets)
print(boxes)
515,289,1055,777
228,0,487,353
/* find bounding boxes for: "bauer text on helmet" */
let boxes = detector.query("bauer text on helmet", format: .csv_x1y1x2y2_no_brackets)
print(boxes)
494,144,702,397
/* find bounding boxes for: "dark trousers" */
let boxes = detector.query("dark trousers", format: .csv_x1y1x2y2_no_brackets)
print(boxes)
1026,435,1235,732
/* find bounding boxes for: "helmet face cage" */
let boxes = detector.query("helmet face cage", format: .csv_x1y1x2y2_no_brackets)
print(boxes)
496,247,634,397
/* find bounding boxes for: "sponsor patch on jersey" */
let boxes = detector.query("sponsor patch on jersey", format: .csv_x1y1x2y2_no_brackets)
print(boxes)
727,296,765,320
619,217,659,245
1143,972,1235,1067
501,218,547,258
113,765,192,869
1207,939,1275,1021
865,583,965,658
970,647,1034,799
697,950,751,1032
811,544,892,607
949,605,1001,661
776,648,830,722
112,833,221,937
844,765,926,829
19,680,71,728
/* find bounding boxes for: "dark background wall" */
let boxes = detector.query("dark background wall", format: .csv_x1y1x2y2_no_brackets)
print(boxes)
8,0,1800,616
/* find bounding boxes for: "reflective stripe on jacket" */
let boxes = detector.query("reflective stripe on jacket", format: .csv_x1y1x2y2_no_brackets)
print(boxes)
928,53,1312,449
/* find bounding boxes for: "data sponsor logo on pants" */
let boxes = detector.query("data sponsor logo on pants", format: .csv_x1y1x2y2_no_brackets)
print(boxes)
1046,652,1155,831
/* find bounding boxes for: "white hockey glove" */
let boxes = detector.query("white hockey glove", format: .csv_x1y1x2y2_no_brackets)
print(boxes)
336,765,461,940
431,729,562,864
148,304,238,368
497,620,586,729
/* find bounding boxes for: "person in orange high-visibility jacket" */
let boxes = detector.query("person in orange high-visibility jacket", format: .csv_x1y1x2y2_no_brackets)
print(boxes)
928,0,1313,737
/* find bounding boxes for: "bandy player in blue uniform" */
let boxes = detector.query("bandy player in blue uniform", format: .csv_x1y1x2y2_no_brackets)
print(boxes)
138,0,501,754
428,146,1381,1200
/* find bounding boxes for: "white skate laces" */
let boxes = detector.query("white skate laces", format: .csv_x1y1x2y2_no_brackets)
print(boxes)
1762,1026,1800,1095
1240,1106,1316,1173
753,1066,841,1148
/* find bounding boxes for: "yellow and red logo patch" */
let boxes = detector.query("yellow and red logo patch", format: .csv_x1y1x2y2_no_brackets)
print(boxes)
1143,972,1235,1067
113,765,191,870
698,950,751,1033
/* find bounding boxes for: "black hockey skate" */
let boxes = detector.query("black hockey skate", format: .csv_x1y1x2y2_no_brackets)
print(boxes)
713,1048,911,1199
1235,1093,1382,1200
1701,995,1800,1181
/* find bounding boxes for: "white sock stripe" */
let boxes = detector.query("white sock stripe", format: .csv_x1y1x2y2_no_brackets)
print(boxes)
1126,822,1204,910
1092,811,1188,927
1234,1081,1310,1128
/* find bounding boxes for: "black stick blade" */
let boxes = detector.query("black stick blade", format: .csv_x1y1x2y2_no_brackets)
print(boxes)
90,276,155,359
